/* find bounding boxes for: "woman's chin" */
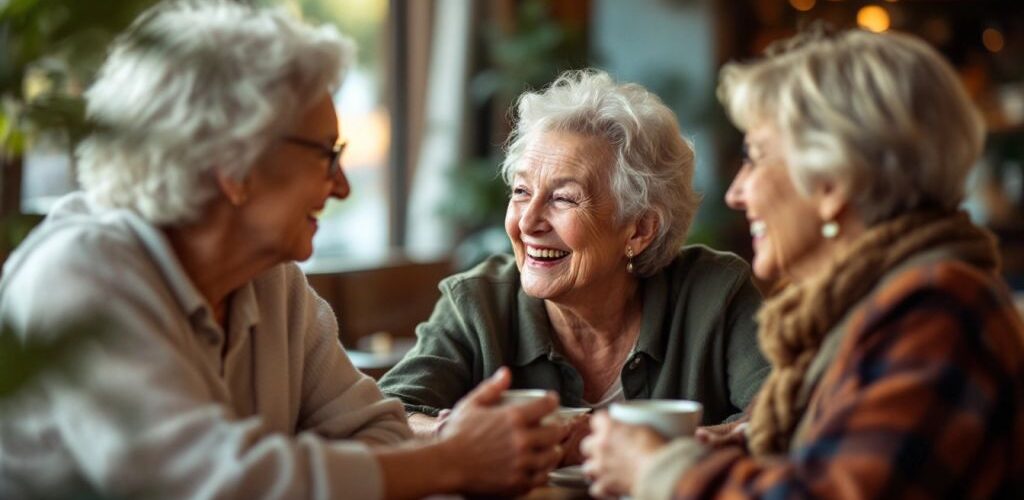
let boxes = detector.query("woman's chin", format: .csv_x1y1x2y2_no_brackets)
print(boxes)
751,255,778,283
520,278,565,301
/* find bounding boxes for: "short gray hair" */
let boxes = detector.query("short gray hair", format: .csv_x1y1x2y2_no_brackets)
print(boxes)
77,0,356,225
717,29,985,225
501,69,700,277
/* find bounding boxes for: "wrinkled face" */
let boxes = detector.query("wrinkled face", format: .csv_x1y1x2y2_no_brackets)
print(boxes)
504,130,634,302
725,122,824,282
241,93,350,263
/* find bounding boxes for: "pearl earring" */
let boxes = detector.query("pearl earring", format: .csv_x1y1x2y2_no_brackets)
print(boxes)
626,247,635,274
821,221,840,239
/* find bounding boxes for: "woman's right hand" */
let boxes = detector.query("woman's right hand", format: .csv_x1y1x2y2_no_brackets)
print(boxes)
437,367,568,495
694,421,747,449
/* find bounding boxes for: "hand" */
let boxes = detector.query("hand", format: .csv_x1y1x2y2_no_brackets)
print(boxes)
695,422,747,449
580,412,666,498
438,367,568,495
559,414,590,466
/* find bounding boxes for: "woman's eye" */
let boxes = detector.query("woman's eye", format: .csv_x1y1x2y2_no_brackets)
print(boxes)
512,187,529,198
553,195,579,206
741,143,752,165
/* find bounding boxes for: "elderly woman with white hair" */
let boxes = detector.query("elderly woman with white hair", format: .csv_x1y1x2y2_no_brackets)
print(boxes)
0,2,567,498
581,29,1024,499
380,70,769,461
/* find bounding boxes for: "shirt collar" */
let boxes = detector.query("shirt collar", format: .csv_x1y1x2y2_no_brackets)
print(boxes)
118,203,261,337
115,206,208,318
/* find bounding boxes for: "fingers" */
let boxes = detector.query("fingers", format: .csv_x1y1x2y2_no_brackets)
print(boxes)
511,392,560,424
589,411,612,435
462,366,511,406
521,441,564,472
695,427,713,444
520,422,568,451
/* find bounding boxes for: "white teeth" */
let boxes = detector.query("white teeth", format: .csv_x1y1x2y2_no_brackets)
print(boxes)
526,247,569,259
750,220,766,238
309,209,323,220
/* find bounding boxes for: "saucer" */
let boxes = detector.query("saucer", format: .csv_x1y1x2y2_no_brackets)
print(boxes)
548,465,589,489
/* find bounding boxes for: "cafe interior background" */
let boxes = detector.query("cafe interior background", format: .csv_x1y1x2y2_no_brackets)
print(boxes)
1,0,1022,380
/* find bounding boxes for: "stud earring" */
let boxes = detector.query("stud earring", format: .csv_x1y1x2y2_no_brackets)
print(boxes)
821,221,839,239
626,247,635,274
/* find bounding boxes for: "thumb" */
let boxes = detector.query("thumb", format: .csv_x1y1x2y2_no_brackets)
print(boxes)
462,366,511,406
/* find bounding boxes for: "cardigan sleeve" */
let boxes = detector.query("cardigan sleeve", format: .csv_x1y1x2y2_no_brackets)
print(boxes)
293,267,413,445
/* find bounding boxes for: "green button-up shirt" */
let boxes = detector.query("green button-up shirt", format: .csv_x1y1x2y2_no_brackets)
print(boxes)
379,246,769,424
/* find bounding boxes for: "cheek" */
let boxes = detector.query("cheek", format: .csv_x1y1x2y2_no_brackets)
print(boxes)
504,203,519,238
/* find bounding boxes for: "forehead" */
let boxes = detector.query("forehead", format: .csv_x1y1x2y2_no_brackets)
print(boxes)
513,130,614,185
743,121,784,158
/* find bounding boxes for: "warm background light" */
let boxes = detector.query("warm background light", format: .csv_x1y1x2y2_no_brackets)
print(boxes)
983,28,1005,53
789,0,816,12
857,5,891,33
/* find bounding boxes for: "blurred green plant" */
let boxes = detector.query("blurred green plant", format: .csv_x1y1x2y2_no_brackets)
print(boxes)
0,0,164,157
469,0,587,107
0,5,148,495
0,315,110,407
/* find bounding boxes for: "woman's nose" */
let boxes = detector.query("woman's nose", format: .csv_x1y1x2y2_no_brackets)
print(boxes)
725,164,748,210
333,160,354,199
518,198,550,234
331,166,350,199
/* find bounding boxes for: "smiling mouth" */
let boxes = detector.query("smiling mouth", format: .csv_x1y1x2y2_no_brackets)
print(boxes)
526,246,571,263
750,220,766,238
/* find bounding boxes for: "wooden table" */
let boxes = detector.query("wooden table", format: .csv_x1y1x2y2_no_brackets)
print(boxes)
519,485,591,499
429,484,591,500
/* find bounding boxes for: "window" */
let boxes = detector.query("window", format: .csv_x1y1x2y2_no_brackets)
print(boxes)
298,0,392,267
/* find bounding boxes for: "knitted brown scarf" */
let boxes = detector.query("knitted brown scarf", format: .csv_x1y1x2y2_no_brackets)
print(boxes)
746,211,1000,456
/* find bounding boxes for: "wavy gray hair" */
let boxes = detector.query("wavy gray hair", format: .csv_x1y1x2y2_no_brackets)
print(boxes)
76,0,356,225
501,69,700,277
718,29,985,225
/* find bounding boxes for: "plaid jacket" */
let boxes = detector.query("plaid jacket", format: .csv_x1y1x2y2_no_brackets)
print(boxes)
673,259,1024,499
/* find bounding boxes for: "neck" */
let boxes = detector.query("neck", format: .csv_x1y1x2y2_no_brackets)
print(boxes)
163,202,277,324
545,274,643,351
787,213,867,283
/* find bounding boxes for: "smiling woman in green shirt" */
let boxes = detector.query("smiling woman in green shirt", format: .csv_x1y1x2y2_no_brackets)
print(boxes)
379,70,769,454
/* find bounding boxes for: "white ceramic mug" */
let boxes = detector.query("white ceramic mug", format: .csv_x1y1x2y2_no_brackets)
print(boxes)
499,389,550,407
609,399,703,438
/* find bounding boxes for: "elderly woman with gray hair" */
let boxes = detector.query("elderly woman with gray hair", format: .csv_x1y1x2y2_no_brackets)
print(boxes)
0,2,567,498
582,29,1024,499
380,70,769,461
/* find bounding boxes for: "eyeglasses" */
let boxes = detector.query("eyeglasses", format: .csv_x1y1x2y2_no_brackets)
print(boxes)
284,136,347,179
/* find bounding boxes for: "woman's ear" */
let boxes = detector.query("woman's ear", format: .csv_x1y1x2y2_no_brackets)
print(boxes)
813,178,850,223
627,211,660,255
215,169,249,207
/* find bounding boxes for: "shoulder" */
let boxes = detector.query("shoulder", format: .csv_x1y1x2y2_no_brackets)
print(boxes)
865,259,1013,316
437,254,520,299
2,211,153,293
250,262,334,324
658,245,756,296
0,212,165,338
853,259,1024,367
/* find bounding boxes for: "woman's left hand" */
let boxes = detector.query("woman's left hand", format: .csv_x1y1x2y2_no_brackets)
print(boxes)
559,414,591,466
580,412,666,498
